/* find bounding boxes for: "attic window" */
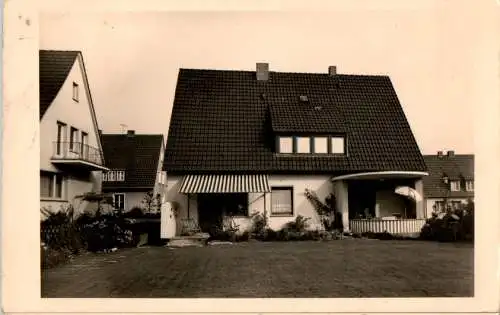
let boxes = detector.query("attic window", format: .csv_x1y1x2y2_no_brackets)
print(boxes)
299,95,309,103
450,180,461,192
72,82,79,102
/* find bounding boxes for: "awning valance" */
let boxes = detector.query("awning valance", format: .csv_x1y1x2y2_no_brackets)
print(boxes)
179,174,270,194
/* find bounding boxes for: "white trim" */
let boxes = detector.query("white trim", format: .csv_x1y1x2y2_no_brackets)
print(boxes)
331,171,429,182
76,53,105,165
51,159,110,171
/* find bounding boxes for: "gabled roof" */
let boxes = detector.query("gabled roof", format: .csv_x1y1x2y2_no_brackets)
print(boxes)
164,68,427,174
100,133,164,190
39,50,79,120
423,154,474,198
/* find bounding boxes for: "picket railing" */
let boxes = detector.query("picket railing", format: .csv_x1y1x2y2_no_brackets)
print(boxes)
350,219,426,236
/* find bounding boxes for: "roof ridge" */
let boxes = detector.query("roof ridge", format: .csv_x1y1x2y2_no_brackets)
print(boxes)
40,49,81,54
179,67,389,77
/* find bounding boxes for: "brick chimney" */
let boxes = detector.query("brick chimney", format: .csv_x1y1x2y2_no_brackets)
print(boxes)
127,130,135,137
437,151,443,158
256,63,269,81
447,150,455,158
328,65,337,76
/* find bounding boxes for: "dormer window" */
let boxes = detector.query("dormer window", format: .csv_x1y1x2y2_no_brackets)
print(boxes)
72,82,79,102
278,137,293,153
331,137,345,154
450,180,461,191
296,137,310,153
313,137,328,154
277,135,346,155
466,180,474,192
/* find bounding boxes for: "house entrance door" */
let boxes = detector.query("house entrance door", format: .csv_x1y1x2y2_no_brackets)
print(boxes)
197,194,225,235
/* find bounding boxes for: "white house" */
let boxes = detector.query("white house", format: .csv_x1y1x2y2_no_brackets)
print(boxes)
163,63,428,236
39,50,108,216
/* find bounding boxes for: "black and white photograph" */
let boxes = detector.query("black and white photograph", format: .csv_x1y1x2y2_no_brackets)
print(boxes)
3,0,499,313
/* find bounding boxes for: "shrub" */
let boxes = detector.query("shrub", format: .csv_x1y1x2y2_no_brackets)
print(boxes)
123,207,144,219
81,214,134,251
249,211,268,235
420,206,472,242
41,245,72,269
283,215,310,233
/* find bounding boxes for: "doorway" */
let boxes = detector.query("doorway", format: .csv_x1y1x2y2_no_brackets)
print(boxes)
197,193,248,234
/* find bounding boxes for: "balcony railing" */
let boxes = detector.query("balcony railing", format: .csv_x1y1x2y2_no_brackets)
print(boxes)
350,218,426,236
52,141,104,167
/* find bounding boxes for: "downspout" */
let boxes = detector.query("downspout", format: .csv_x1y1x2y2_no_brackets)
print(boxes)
187,193,190,219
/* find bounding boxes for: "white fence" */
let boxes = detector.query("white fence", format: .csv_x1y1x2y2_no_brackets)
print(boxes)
350,219,426,236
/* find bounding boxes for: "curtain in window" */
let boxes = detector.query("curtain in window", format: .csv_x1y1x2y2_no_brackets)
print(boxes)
40,173,52,197
271,188,292,215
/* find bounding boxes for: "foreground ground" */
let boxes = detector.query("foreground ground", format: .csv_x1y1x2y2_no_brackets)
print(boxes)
41,239,473,297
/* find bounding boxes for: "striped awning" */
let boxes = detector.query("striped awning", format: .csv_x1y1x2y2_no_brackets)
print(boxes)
179,174,270,194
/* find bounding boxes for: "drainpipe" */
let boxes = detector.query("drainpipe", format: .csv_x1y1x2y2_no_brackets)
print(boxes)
187,193,190,219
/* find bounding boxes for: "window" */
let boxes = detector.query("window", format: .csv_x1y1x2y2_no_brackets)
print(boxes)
81,132,88,157
69,127,78,152
40,171,64,199
466,180,474,192
103,170,125,182
450,180,461,191
313,137,328,154
113,193,125,211
296,137,310,153
72,82,79,102
56,122,66,155
279,137,293,153
271,187,293,216
433,201,444,213
331,137,345,154
224,193,248,217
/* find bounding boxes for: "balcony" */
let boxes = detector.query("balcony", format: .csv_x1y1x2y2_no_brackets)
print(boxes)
51,141,108,171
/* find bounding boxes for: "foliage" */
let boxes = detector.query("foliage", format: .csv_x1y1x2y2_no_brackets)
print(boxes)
420,199,474,242
41,244,72,269
141,191,162,214
81,213,135,251
123,207,145,218
304,189,342,231
249,211,268,236
283,215,310,233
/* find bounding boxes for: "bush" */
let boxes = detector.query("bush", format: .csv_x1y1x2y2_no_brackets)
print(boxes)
283,215,310,233
41,245,72,269
420,207,473,242
81,214,134,251
123,207,144,219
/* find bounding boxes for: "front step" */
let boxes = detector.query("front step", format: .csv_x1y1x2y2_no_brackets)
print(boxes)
166,233,210,248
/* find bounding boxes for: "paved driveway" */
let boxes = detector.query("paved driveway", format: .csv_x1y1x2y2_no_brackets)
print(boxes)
42,240,473,297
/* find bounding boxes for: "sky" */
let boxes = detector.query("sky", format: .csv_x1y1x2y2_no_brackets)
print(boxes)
39,4,489,155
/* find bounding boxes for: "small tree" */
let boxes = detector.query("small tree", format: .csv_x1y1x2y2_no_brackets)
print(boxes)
141,191,162,214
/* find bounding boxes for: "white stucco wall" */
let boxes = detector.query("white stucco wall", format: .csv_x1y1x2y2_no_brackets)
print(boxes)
165,175,333,235
40,55,103,217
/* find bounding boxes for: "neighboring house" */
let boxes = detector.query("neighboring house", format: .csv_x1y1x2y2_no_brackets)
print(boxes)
100,131,166,213
423,151,474,217
39,50,108,216
164,63,428,235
